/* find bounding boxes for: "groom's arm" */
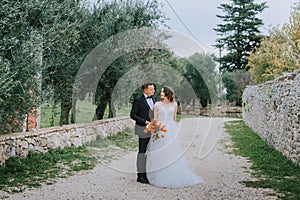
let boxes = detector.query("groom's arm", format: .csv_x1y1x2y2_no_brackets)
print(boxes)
130,98,147,126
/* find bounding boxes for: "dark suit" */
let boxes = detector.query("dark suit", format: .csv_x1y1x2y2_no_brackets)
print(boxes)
130,94,156,174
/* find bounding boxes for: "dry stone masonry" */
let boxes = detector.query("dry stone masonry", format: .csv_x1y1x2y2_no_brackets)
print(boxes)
0,117,134,165
242,69,300,165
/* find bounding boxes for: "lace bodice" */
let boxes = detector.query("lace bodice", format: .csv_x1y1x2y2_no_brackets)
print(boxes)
154,101,177,123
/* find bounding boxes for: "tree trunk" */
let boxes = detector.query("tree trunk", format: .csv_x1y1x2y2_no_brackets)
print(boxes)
71,98,77,124
60,99,72,125
93,100,107,120
108,102,116,118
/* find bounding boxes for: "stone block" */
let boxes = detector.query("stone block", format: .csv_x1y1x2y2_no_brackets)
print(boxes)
35,146,45,153
70,137,82,147
20,148,29,158
41,138,47,147
28,144,35,151
9,146,16,157
2,148,9,160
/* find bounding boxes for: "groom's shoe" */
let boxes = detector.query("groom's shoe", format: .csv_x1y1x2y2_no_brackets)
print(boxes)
137,176,149,184
137,173,149,184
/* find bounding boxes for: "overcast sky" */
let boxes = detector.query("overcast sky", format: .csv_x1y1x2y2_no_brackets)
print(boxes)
157,0,299,55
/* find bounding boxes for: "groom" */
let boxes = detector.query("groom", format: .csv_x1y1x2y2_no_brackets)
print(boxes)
130,82,156,184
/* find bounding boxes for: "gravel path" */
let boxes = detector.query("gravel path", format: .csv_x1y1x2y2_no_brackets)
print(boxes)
1,117,277,200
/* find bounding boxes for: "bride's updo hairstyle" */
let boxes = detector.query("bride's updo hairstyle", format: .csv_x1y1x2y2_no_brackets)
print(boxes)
162,86,175,102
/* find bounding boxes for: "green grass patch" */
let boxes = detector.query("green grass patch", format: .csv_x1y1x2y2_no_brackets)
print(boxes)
40,103,61,128
85,128,138,151
84,128,138,164
40,100,107,128
107,128,138,150
0,146,97,193
40,101,131,128
224,120,300,200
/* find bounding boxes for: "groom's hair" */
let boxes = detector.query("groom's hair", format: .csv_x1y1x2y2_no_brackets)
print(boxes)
142,82,154,90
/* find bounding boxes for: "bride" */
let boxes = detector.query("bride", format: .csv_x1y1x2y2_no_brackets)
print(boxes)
146,86,203,188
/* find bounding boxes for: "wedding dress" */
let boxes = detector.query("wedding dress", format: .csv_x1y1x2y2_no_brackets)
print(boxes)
146,101,203,188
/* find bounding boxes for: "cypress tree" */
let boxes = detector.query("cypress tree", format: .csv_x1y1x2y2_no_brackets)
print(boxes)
214,0,267,71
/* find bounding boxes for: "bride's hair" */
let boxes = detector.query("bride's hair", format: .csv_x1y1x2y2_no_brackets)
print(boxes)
162,86,175,102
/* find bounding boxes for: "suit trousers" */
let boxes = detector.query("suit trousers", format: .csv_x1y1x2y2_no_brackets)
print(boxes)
137,137,150,174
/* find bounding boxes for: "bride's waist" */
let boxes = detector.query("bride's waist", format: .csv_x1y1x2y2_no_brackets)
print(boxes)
161,120,176,126
158,118,175,122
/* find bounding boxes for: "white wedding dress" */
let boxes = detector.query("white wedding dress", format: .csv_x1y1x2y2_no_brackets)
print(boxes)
146,101,203,188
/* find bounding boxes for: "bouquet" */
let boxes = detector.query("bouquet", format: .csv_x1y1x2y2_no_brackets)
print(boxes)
144,119,167,142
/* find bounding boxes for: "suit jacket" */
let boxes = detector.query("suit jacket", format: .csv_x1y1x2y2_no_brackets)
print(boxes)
130,94,156,137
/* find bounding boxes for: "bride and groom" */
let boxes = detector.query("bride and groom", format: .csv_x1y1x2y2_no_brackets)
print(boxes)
130,82,202,188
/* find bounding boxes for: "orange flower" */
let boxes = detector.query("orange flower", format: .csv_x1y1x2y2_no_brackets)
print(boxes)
151,130,156,135
143,119,168,142
160,125,167,132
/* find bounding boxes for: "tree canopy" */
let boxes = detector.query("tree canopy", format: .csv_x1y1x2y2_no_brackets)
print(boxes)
0,0,51,133
248,3,300,83
214,0,267,71
0,0,167,133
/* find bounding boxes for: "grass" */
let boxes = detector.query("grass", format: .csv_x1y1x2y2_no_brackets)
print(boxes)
0,128,137,194
107,128,138,150
40,103,61,128
0,146,97,193
40,100,107,128
40,101,131,128
224,120,300,200
84,128,138,163
85,128,138,151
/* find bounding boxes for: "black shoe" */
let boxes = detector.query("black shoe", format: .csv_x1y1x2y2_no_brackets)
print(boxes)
137,176,149,184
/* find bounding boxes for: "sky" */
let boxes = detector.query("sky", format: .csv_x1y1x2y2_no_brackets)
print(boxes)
157,0,299,55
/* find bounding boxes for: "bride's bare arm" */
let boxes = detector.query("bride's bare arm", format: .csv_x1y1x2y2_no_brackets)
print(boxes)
173,105,178,121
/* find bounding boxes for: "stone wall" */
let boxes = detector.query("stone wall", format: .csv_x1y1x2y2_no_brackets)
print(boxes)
242,70,300,165
0,117,134,165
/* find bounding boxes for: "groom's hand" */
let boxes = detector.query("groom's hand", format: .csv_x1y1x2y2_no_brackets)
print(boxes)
145,121,150,125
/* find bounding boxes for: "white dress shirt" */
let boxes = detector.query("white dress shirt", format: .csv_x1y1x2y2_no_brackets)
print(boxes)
144,94,154,110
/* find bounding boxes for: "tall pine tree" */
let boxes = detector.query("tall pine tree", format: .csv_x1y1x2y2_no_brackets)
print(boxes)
214,0,267,71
